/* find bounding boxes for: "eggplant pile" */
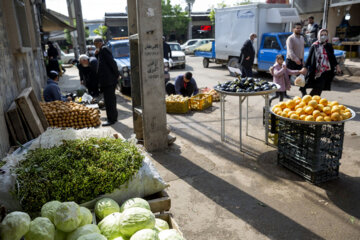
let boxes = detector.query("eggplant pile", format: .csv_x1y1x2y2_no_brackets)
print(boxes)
215,78,277,93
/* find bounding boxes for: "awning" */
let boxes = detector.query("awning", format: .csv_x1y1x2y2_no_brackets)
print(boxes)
42,10,76,32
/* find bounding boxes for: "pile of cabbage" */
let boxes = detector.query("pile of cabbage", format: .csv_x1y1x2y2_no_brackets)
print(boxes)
0,197,184,240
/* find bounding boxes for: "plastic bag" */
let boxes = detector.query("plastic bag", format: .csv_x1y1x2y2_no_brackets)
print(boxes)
0,128,168,211
294,74,306,87
81,93,93,104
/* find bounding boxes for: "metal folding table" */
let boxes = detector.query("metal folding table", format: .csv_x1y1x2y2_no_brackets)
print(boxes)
215,85,279,153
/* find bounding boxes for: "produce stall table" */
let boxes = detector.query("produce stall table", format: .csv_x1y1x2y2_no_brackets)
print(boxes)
341,41,360,58
215,85,279,153
270,108,356,183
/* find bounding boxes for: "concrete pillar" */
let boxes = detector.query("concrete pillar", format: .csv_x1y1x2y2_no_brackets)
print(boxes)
74,0,86,54
129,0,168,151
66,0,79,59
127,0,143,140
322,0,330,29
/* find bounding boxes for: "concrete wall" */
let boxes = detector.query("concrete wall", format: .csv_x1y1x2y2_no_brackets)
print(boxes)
0,4,46,158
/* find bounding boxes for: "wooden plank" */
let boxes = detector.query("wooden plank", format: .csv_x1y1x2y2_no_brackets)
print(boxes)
146,190,171,213
155,213,184,237
15,87,44,137
5,105,17,145
6,102,29,144
28,89,48,129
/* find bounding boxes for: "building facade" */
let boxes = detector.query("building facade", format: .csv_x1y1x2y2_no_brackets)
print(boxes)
0,0,47,157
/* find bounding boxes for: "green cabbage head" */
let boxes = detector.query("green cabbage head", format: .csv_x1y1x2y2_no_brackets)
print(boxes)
130,229,159,240
76,233,107,240
79,207,93,227
54,202,81,232
154,218,169,233
25,217,55,240
41,200,62,224
66,224,100,240
98,212,123,239
95,198,120,220
120,198,151,212
55,229,67,240
158,229,184,240
119,207,155,238
0,211,31,240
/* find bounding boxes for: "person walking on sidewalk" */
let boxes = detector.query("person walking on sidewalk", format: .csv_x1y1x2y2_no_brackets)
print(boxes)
286,23,305,97
302,29,342,96
269,55,307,105
94,37,120,126
239,33,257,78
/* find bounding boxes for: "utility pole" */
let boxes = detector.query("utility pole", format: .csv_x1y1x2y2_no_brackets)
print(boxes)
74,0,86,54
66,0,79,59
322,0,330,29
67,0,86,57
127,0,168,151
186,0,195,40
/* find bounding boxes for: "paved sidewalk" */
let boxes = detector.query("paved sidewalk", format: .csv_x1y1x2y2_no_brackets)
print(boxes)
58,61,360,240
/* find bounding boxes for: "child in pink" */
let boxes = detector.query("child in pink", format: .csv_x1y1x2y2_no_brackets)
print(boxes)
269,55,304,104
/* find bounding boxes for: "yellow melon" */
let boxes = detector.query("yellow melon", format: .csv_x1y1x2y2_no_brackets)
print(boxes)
308,100,318,108
302,95,312,104
305,115,314,121
331,112,340,121
324,116,331,122
312,95,321,103
323,106,331,115
286,100,296,109
319,98,328,106
304,106,314,115
316,116,324,122
313,110,321,119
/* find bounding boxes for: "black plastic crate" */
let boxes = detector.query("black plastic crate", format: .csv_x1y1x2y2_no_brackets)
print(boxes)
278,120,344,171
263,107,279,134
278,153,339,184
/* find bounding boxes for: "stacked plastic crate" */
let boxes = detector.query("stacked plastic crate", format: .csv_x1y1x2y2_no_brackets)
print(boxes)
277,119,345,184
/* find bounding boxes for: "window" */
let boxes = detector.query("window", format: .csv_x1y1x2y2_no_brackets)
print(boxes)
1,0,38,52
169,44,181,51
15,0,31,48
263,36,281,50
187,40,197,46
111,42,130,58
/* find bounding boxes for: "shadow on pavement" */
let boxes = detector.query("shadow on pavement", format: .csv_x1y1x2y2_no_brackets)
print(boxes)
323,175,360,219
152,148,324,239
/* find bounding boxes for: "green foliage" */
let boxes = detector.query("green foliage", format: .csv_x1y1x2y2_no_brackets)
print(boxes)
64,29,72,45
93,26,108,40
14,138,144,213
161,0,189,38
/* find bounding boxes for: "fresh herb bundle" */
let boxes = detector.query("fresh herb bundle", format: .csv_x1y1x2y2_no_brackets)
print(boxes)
14,138,143,213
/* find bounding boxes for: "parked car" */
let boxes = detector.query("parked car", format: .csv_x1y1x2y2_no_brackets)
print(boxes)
168,42,186,69
107,39,170,93
60,51,75,64
181,39,214,55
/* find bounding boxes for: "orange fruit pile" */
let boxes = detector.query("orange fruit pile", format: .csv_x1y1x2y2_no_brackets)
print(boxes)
272,95,352,122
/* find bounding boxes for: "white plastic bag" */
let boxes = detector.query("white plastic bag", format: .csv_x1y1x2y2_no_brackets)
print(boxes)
81,93,93,103
0,128,168,211
294,74,306,87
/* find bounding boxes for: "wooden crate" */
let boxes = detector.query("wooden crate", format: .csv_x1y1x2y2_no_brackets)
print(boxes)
145,190,171,214
156,212,184,237
92,190,171,224
15,87,48,138
5,102,32,144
